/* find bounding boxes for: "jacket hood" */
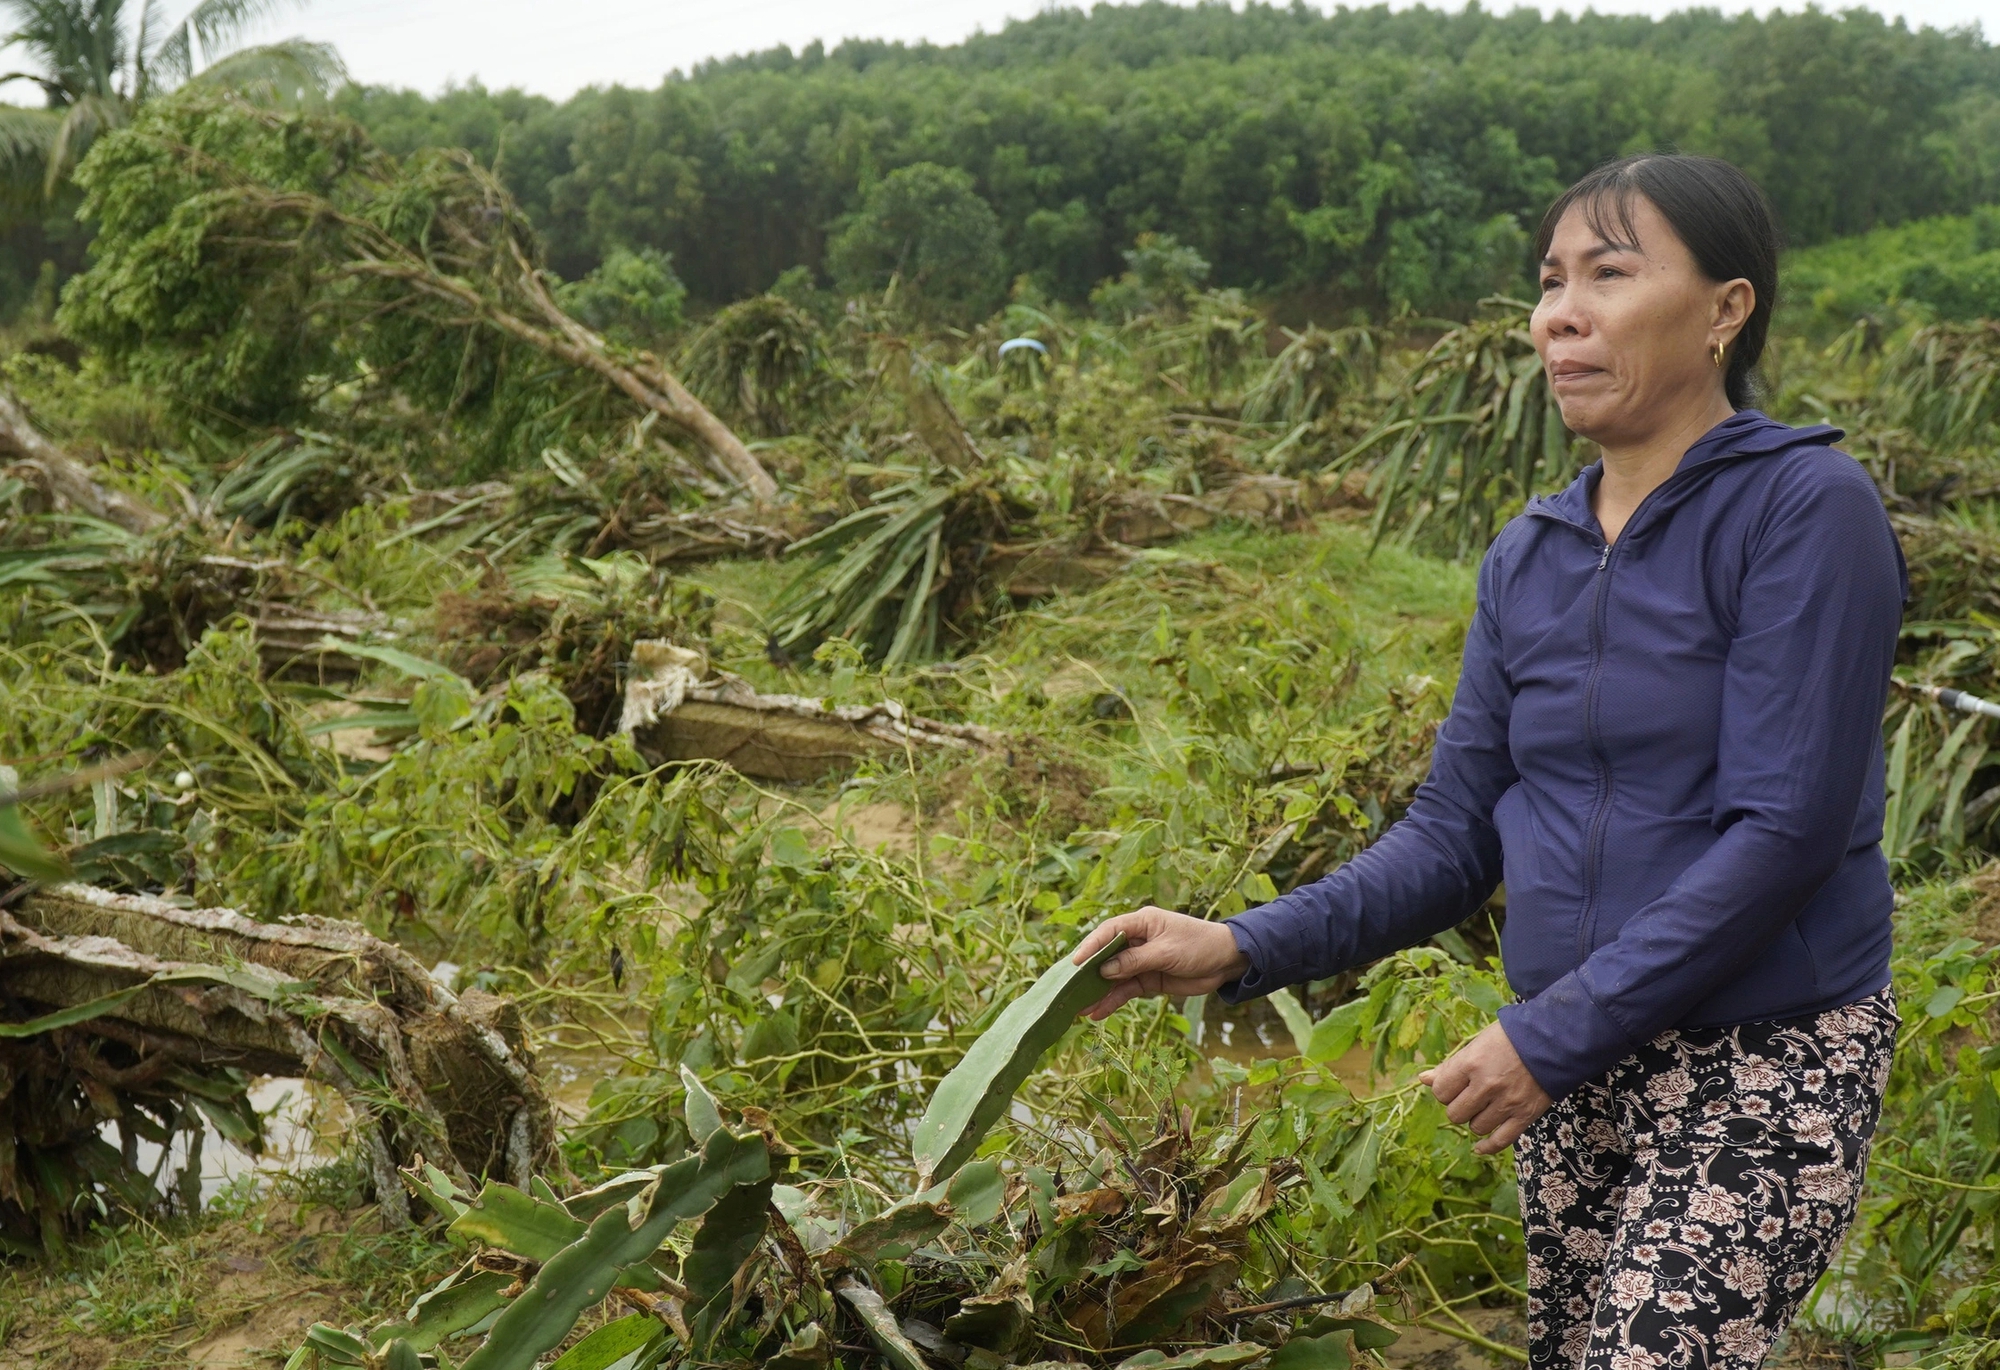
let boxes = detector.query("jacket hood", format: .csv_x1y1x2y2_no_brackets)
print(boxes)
1531,410,1846,530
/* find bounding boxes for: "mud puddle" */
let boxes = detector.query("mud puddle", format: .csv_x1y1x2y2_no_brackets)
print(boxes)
107,1075,349,1210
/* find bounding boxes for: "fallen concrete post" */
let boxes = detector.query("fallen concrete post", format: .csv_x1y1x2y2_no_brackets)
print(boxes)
619,640,1002,782
0,883,551,1239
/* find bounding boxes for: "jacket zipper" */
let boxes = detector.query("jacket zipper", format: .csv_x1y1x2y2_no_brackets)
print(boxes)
1528,442,1774,959
1578,537,1615,959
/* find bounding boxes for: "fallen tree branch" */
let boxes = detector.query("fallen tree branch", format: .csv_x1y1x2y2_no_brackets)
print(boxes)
336,241,778,501
0,390,168,536
196,159,778,502
507,238,781,502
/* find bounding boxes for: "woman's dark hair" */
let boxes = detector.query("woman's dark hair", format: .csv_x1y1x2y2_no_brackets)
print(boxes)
1533,154,1781,409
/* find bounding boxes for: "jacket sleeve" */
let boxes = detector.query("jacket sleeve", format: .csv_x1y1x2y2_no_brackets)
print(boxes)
1218,542,1520,1001
1497,458,1906,1099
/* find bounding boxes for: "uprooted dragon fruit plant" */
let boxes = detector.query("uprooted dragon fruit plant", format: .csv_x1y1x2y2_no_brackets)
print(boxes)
0,91,1997,1370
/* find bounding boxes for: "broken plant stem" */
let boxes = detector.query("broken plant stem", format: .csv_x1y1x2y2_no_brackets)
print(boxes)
618,1279,694,1343
0,753,153,807
1229,1255,1412,1318
1411,1250,1528,1363
0,391,169,536
1416,1317,1531,1363
507,239,781,502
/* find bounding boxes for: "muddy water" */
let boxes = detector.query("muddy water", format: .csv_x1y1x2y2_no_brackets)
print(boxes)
1193,994,1380,1094
108,1076,350,1208
542,1045,628,1123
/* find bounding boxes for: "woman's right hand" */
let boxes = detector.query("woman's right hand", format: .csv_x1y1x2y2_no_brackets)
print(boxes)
1071,906,1251,1021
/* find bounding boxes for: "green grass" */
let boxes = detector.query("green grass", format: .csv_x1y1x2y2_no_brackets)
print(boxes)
698,516,1473,692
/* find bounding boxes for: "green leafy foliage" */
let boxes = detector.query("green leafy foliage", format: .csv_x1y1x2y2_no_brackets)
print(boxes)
557,247,688,345
828,162,1006,324
0,771,67,880
13,68,2000,1366
1338,300,1576,557
55,95,727,474
1785,207,2000,335
681,292,832,436
286,950,1431,1367
766,470,1020,667
1877,321,2000,456
0,0,347,202
1091,234,1216,321
315,8,2000,321
456,1128,770,1370
56,96,369,418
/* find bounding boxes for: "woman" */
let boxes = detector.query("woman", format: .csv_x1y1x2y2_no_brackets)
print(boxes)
1072,154,1905,1370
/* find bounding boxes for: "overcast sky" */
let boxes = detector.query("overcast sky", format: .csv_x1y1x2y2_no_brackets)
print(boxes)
3,0,1996,101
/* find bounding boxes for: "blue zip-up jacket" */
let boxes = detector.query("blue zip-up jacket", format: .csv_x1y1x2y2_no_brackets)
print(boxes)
1221,411,1907,1100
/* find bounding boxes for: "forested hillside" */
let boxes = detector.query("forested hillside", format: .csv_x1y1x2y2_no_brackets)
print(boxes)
8,3,2000,324
331,3,2000,314
1785,206,2000,333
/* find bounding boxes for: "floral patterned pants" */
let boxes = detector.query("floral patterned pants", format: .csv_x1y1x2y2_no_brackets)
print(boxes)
1516,989,1899,1370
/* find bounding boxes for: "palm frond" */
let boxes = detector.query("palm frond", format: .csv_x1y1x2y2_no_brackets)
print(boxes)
1882,681,1994,866
42,88,118,192
183,38,346,108
1878,321,2000,454
0,70,65,102
1240,323,1381,427
2,0,127,102
0,101,57,199
128,0,159,55
203,431,347,524
128,0,164,97
681,293,833,436
1138,289,1263,395
767,473,1010,667
145,0,299,88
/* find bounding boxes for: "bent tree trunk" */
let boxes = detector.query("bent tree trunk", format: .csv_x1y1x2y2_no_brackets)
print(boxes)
507,243,781,502
214,169,781,503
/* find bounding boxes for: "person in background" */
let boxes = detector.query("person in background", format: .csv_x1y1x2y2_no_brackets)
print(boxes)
1070,153,1907,1370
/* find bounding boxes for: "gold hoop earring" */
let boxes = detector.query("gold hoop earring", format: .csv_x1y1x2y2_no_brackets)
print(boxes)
1711,341,1727,369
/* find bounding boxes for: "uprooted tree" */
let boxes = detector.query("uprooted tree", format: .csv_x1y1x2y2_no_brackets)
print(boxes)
619,640,1004,781
55,94,776,499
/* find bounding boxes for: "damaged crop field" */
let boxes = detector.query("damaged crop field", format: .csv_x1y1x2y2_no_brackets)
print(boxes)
1,73,1999,1370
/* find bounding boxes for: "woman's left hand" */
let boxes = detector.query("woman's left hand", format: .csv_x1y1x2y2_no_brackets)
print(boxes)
1419,1022,1553,1155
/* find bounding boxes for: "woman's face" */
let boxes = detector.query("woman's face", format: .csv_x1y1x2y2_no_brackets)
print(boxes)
1530,194,1753,447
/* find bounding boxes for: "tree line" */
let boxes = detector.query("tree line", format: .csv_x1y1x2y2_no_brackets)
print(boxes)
9,2,2000,325
336,3,2000,320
